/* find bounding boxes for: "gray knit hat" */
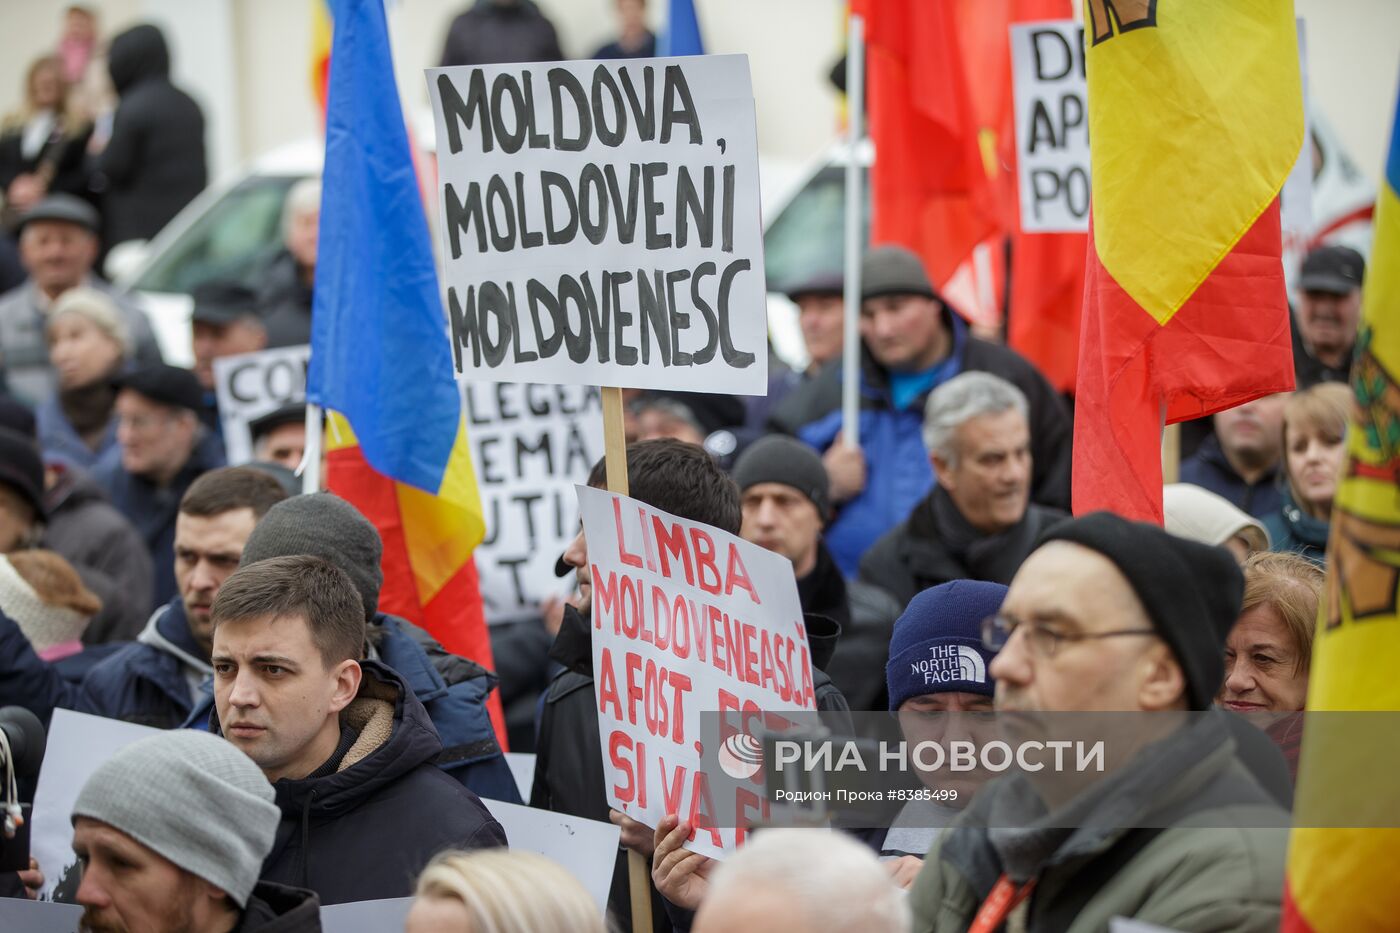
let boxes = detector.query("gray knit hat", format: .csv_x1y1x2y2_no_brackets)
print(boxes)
71,731,278,907
861,245,940,302
731,435,831,520
239,493,382,620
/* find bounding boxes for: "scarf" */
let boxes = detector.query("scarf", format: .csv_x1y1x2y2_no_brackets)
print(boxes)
59,378,117,448
907,485,1044,585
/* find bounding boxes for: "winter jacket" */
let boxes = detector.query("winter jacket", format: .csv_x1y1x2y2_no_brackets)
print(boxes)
99,24,207,247
0,278,162,406
0,117,93,203
771,312,1072,576
42,460,154,643
255,251,313,349
36,393,119,469
908,711,1288,933
233,882,322,933
859,487,1067,609
798,542,902,713
439,0,564,67
1291,312,1351,390
1179,433,1284,523
222,660,507,906
1263,491,1330,566
488,614,554,753
92,427,227,605
184,611,521,804
77,597,209,727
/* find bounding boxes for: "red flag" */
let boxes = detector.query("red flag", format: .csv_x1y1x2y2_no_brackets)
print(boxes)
1008,230,1086,393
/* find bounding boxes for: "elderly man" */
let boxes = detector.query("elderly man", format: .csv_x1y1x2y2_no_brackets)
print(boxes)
860,371,1066,607
907,513,1288,932
0,195,161,404
1291,245,1364,388
93,364,227,604
258,178,320,348
1180,393,1288,522
772,245,1071,576
191,281,268,392
70,729,320,932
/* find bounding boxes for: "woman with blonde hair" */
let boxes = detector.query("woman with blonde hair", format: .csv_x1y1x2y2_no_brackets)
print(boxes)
405,849,605,933
37,286,130,467
0,549,100,679
0,55,93,223
1264,383,1351,565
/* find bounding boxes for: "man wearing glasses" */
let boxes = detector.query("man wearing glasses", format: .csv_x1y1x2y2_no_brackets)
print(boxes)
907,512,1288,933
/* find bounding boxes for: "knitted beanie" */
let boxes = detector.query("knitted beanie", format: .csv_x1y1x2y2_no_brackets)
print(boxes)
731,435,831,520
1038,511,1244,711
72,731,279,907
239,493,383,620
0,552,99,650
886,580,1005,711
861,245,941,302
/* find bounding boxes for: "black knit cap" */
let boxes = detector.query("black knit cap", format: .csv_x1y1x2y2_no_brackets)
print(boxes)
112,364,205,413
0,428,45,519
861,245,942,303
1037,511,1244,711
731,435,831,520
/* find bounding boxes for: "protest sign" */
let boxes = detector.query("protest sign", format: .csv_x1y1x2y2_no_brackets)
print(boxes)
576,484,818,859
426,56,768,395
1011,21,1089,233
321,897,414,932
482,799,620,914
31,711,159,902
466,382,602,620
213,345,311,465
0,899,81,931
504,751,537,801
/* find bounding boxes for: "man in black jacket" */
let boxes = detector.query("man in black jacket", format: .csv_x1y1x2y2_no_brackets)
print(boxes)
210,555,506,905
860,371,1066,607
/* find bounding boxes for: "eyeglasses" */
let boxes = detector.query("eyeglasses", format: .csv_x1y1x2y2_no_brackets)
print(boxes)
981,614,1158,659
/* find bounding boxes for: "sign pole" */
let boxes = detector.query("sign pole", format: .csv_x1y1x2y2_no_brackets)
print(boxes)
601,384,649,933
300,403,324,494
841,13,866,449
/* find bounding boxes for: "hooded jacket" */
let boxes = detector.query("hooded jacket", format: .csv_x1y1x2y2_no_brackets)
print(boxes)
99,24,207,247
439,0,563,67
233,881,322,933
1263,491,1330,566
42,460,154,643
770,311,1072,576
219,661,506,906
92,427,227,606
77,596,209,727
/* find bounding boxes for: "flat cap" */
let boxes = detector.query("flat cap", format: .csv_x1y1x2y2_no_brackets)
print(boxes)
17,194,100,234
112,363,205,413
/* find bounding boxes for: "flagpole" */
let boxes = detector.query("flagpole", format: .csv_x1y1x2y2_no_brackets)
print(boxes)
299,402,324,494
841,13,866,448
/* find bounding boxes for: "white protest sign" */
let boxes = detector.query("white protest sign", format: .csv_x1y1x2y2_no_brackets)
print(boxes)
482,799,619,914
577,484,817,860
427,56,768,394
0,899,82,931
465,383,602,620
32,710,160,901
504,751,536,801
212,345,310,465
1011,21,1089,233
321,897,414,932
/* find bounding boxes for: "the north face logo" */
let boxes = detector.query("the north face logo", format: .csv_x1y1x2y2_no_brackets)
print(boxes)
1087,0,1158,46
909,644,987,687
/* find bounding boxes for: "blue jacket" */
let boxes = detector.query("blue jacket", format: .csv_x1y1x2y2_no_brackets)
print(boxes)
1263,491,1330,566
35,395,118,469
185,611,521,805
1179,434,1283,523
92,429,226,605
770,313,1073,576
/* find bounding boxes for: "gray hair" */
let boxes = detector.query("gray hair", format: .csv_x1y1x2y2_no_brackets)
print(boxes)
699,829,910,933
281,177,322,239
48,286,131,354
922,371,1029,465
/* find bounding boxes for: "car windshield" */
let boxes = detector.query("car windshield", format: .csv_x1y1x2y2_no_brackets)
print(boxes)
762,164,870,291
133,174,302,294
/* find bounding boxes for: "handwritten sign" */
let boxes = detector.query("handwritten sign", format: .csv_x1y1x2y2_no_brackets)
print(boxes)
213,345,310,465
426,56,767,394
1011,21,1089,233
577,485,816,859
466,383,601,620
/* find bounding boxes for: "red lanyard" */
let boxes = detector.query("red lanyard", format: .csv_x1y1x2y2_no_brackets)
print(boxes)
968,874,1037,933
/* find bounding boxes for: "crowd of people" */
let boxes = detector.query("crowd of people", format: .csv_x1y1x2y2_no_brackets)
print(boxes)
0,3,1376,933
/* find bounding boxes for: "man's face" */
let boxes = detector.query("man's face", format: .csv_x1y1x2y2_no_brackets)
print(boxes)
20,220,96,295
859,293,945,372
991,542,1179,713
636,408,704,445
73,818,211,933
213,612,359,782
191,319,267,390
115,391,196,480
286,206,319,271
175,508,258,654
739,482,821,576
934,409,1032,534
1297,288,1361,354
0,484,36,553
898,691,995,798
1220,604,1308,714
254,421,306,471
563,525,592,614
1212,394,1287,464
796,293,844,368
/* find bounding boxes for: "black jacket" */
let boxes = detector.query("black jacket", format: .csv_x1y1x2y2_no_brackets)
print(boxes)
227,661,507,905
234,882,322,932
859,486,1067,609
256,250,314,348
439,0,564,67
99,24,207,246
797,542,902,713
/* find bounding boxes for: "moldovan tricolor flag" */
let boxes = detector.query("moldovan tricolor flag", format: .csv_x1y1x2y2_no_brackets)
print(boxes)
1074,1,1302,521
1282,80,1400,933
308,0,504,741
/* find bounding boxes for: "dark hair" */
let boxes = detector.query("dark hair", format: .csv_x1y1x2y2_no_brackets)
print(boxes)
210,555,365,666
587,438,741,533
180,466,289,520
